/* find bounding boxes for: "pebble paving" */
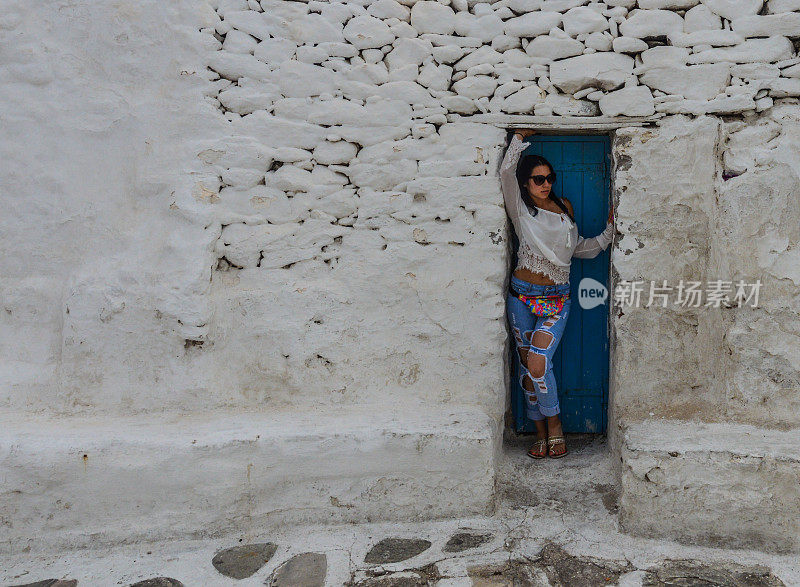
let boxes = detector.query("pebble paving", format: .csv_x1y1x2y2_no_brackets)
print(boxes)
210,541,278,579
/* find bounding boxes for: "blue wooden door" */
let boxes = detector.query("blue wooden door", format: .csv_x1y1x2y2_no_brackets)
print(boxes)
509,135,611,434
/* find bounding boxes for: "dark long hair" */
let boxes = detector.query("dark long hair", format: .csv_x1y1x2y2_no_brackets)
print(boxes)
515,152,575,224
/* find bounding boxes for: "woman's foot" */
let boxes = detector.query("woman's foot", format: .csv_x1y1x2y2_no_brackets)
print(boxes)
547,435,567,458
527,436,547,459
527,419,548,459
546,415,567,458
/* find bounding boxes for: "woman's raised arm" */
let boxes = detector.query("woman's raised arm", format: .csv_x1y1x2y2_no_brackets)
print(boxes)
500,132,530,235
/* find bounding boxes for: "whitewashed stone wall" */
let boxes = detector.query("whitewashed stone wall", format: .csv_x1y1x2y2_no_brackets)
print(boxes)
3,0,800,554
3,0,800,423
205,0,800,122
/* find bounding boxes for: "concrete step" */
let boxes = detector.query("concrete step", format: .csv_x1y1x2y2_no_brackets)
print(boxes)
0,404,500,553
618,419,800,554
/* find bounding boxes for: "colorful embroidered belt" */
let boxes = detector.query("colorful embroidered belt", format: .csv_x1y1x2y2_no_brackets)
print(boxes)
510,286,569,317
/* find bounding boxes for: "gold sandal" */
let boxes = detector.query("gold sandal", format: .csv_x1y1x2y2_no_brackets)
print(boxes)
527,437,547,459
547,435,568,458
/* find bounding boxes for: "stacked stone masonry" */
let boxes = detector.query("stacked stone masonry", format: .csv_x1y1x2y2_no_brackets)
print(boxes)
204,0,800,121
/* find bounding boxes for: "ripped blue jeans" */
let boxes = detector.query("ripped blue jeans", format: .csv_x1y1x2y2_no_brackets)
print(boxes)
506,275,572,421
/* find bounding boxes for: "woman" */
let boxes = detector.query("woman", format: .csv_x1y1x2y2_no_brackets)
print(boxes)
501,129,615,459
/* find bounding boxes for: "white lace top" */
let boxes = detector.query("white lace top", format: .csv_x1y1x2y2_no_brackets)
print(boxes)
500,134,615,285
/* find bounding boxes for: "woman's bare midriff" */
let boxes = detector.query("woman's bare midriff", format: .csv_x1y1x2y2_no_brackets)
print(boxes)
513,267,557,286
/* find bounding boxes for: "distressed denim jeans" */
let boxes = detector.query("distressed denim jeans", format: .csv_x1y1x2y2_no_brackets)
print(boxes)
506,275,572,421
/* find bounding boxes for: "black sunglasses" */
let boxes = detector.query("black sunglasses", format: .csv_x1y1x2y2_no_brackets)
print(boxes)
529,173,556,186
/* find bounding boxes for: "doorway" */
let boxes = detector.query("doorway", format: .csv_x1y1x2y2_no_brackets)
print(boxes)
508,134,612,434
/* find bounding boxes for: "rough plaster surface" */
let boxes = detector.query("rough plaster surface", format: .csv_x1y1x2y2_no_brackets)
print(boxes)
2,0,800,557
0,406,498,553
3,437,799,585
611,111,800,429
619,419,800,554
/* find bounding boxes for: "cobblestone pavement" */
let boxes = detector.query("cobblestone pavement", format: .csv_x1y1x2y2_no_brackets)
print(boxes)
3,435,798,586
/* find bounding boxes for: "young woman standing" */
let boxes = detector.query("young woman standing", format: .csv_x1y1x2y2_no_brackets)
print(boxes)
501,129,615,459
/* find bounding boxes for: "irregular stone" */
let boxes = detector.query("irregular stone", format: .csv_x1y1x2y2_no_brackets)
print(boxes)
544,92,600,116
254,39,297,66
129,580,184,587
640,46,690,66
687,36,793,64
368,0,410,21
343,16,395,49
452,75,498,99
441,95,478,114
410,1,456,35
503,12,563,38
585,31,613,51
502,48,536,68
525,35,586,60
347,60,389,83
417,61,452,91
612,36,649,53
218,83,280,115
506,0,545,9
268,552,327,587
731,63,780,79
364,538,432,565
454,45,503,71
420,33,482,48
222,29,258,55
562,7,609,37
780,62,800,77
212,542,279,579
318,2,353,24
700,0,763,20
655,92,756,114
768,0,800,11
468,560,549,585
755,95,774,110
431,45,468,64
443,532,494,553
501,85,547,113
642,559,786,586
454,11,505,42
639,0,698,6
535,542,633,586
758,77,800,97
11,582,78,587
684,4,722,32
385,38,433,70
207,50,272,81
274,61,338,98
492,34,521,52
668,30,743,47
373,80,438,106
640,63,730,100
731,14,800,38
598,85,655,116
541,0,587,9
619,9,684,38
288,14,345,44
222,10,276,40
549,52,634,93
